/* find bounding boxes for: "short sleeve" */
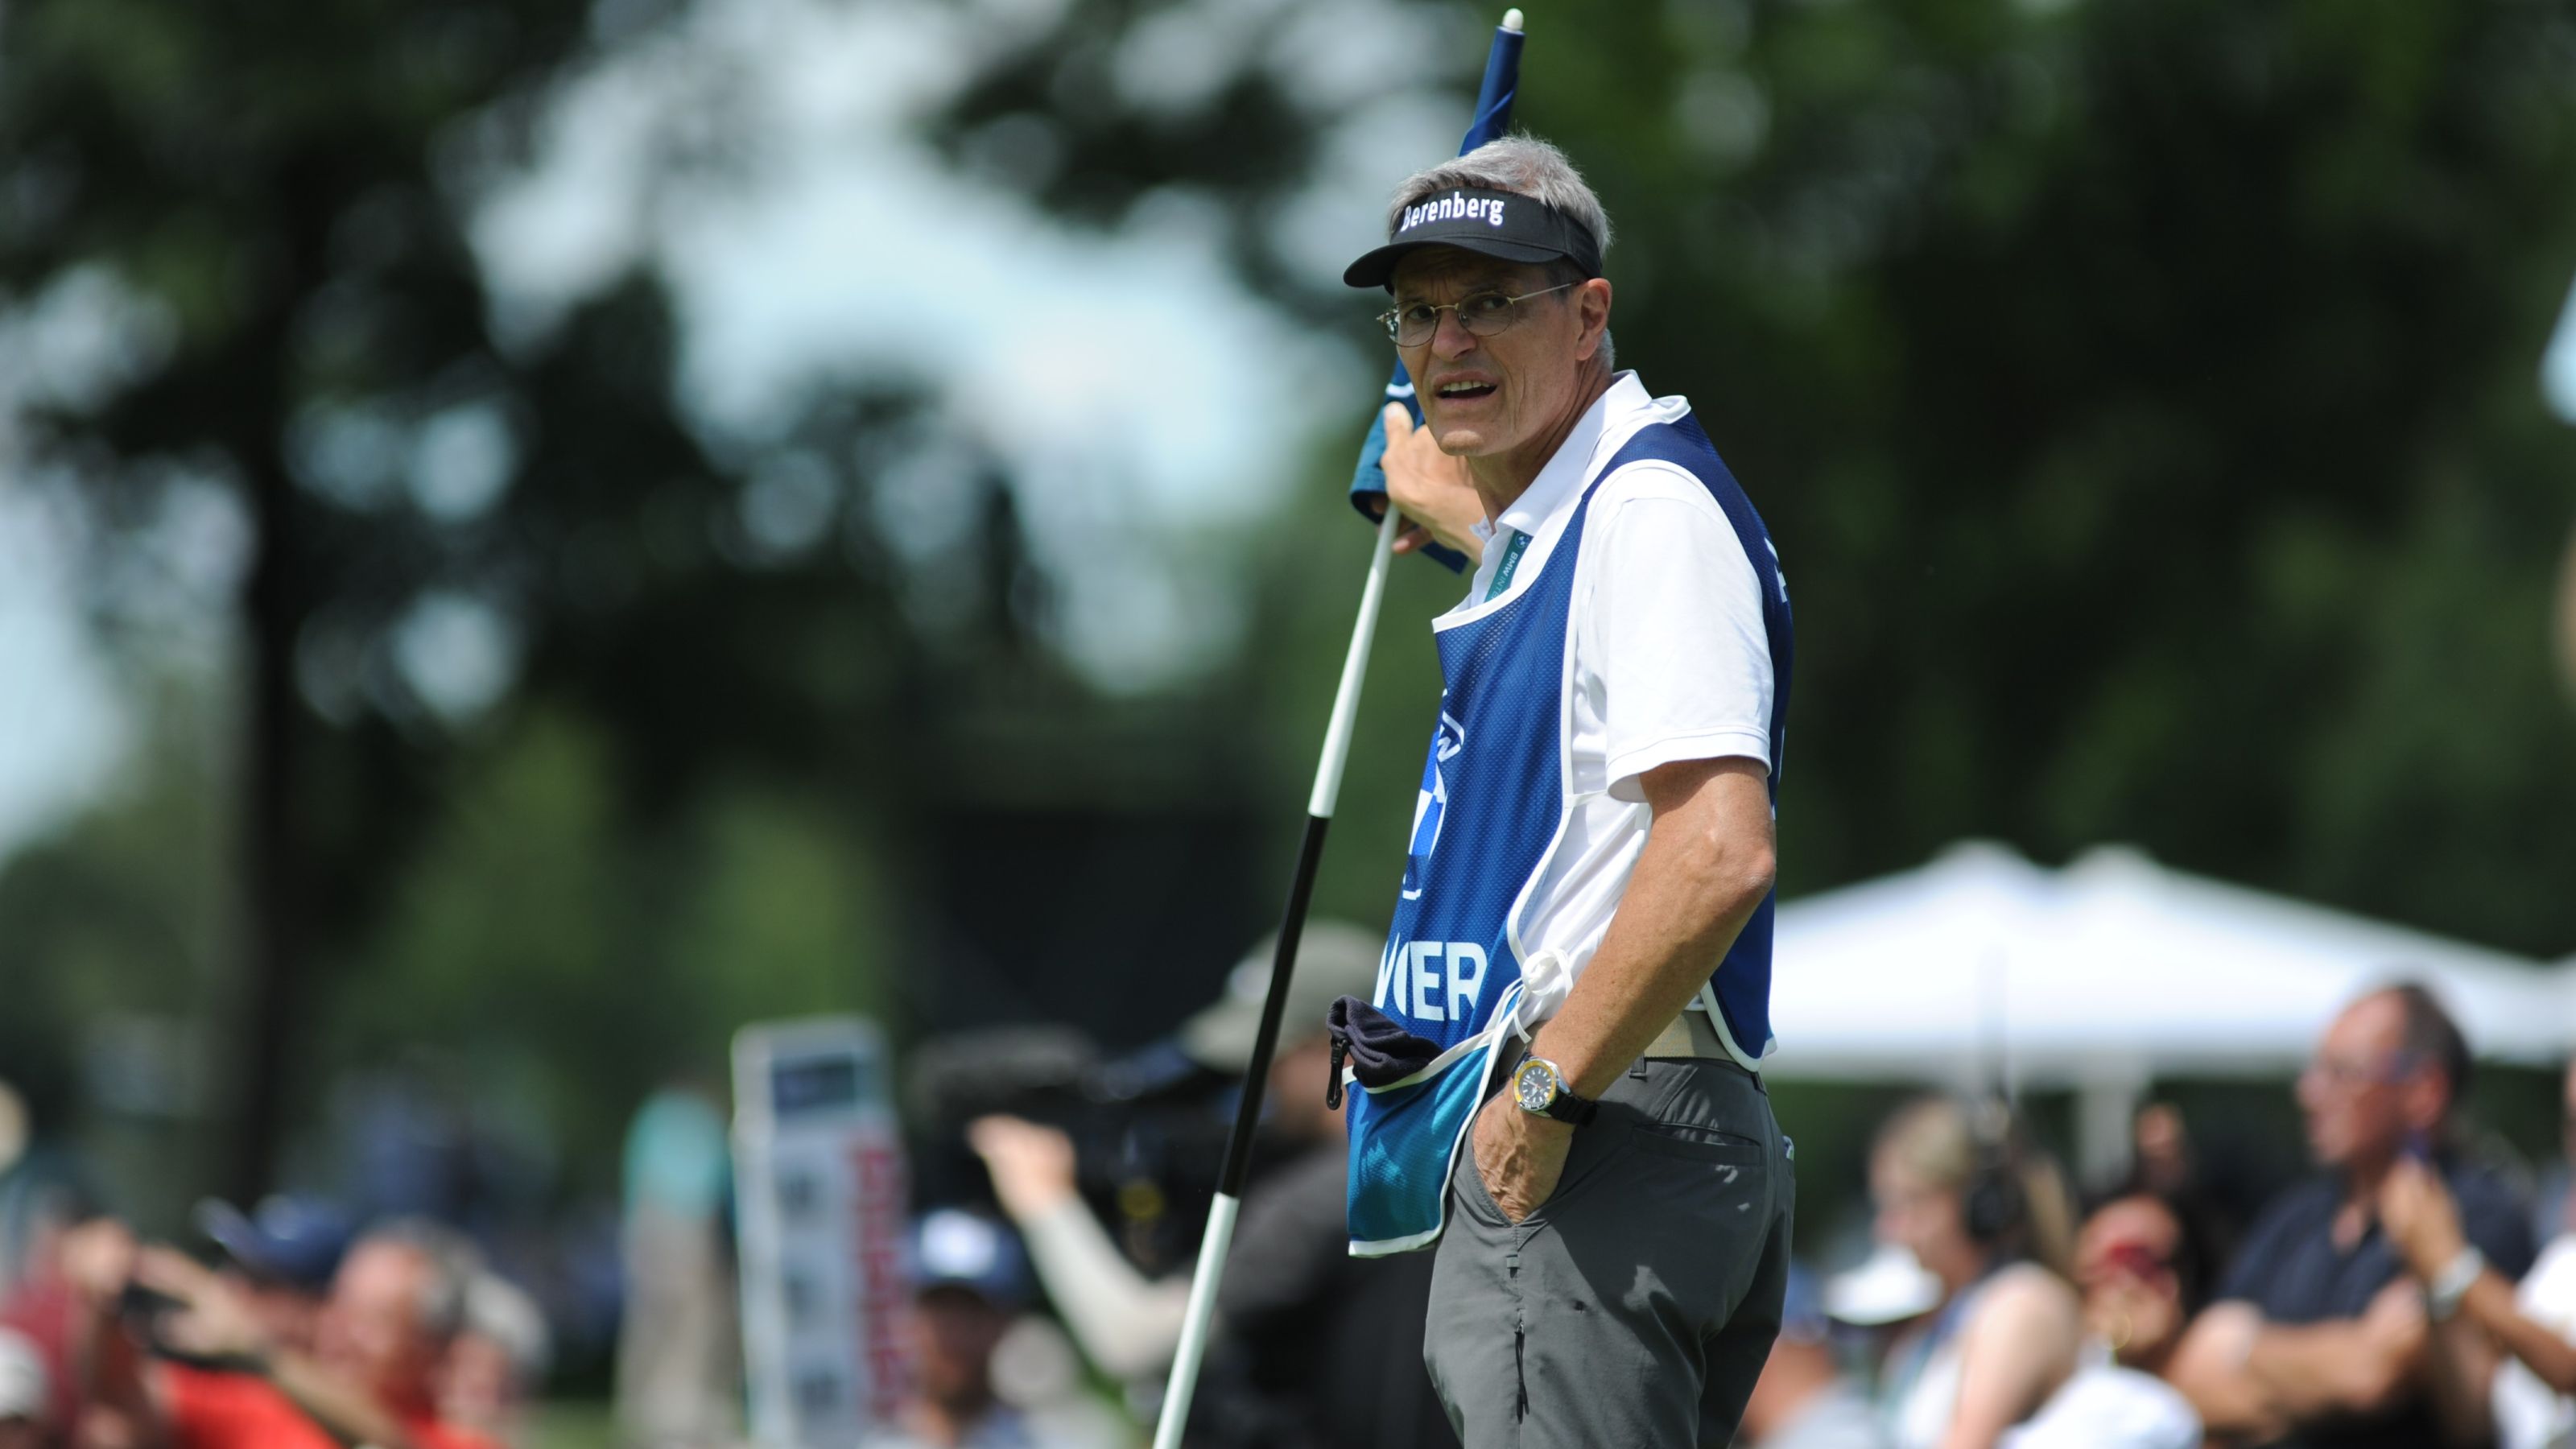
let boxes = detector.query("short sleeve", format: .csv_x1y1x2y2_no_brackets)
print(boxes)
1580,473,1776,803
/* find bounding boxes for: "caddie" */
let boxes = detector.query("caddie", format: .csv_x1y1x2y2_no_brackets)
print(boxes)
1331,134,1795,1447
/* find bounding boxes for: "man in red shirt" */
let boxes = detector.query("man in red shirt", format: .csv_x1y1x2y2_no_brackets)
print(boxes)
142,1223,502,1449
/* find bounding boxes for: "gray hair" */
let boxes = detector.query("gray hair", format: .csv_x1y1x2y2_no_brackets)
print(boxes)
362,1218,481,1342
462,1271,552,1381
1385,134,1615,262
1385,134,1616,371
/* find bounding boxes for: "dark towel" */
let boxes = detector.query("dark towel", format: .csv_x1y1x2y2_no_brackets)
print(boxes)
1323,996,1442,1108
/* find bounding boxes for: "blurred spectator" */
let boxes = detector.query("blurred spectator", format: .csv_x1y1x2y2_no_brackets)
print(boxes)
2169,983,2536,1449
613,1080,738,1449
2533,1063,2576,1248
2128,1105,2191,1201
1736,1268,1885,1449
865,1209,1036,1449
0,1327,47,1449
192,1195,355,1355
1997,1191,2208,1449
970,923,1454,1449
141,1219,501,1449
1865,1096,2081,1449
440,1271,551,1445
2377,1057,2576,1449
0,1214,154,1443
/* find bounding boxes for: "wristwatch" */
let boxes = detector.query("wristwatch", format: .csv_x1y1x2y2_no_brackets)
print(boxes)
1512,1055,1599,1125
2425,1245,2486,1322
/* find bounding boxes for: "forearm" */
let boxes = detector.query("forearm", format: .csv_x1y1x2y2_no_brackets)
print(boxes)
2466,1272,2576,1394
1017,1201,1190,1378
2247,1323,2410,1418
2169,1307,2293,1440
1529,794,1771,1098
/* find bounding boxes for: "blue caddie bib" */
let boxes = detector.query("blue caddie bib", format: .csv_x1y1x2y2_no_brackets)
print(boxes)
1344,409,1793,1256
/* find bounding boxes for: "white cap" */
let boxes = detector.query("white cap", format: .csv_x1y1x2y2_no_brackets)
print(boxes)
1823,1243,1945,1327
0,1328,48,1423
1178,922,1385,1072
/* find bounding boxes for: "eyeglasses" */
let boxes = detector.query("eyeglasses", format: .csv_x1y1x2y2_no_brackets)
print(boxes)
1377,282,1578,348
2300,1051,2422,1092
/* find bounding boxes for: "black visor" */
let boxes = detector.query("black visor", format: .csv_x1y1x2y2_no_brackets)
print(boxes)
1342,187,1604,291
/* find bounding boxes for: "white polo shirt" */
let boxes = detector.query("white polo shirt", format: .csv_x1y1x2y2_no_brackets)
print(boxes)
1447,372,1777,1055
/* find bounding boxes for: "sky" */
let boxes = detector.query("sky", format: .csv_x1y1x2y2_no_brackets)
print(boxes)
0,0,1467,860
469,0,1460,686
8,0,2565,860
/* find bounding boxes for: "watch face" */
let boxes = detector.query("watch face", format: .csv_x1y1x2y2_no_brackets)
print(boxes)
1513,1059,1555,1113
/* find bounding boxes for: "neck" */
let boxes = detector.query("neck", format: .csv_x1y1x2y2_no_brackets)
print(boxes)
2344,1146,2406,1208
912,1393,997,1448
1468,364,1612,522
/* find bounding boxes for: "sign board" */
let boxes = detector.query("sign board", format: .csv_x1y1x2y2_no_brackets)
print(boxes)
733,1016,910,1444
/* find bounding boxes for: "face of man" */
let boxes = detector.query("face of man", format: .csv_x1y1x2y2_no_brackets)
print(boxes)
908,1286,1009,1414
1389,249,1608,466
316,1242,444,1410
2296,993,2437,1170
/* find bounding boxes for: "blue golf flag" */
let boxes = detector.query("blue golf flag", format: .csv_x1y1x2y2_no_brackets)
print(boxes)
1348,13,1525,571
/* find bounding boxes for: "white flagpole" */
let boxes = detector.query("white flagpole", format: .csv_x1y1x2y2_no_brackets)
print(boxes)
1150,503,1401,1449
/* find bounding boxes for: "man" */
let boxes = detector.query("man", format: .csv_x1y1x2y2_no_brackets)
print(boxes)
1338,134,1794,1447
865,1208,1038,1449
2169,984,2536,1448
439,1270,550,1444
2379,1057,2576,1448
140,1220,501,1449
971,923,1455,1447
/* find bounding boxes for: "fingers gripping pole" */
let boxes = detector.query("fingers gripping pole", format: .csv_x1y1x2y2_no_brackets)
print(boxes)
1152,506,1399,1449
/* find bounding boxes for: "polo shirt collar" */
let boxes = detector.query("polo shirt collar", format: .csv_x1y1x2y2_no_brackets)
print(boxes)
1493,371,1653,540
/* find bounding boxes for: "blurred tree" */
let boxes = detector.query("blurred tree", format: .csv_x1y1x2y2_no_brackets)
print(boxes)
0,0,1285,1203
935,0,2576,955
0,0,1062,1196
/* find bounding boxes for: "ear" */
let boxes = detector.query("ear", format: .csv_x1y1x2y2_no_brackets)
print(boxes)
1574,277,1614,362
2401,1070,2450,1133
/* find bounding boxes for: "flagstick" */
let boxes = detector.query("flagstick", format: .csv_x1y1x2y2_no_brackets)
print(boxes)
1152,504,1401,1449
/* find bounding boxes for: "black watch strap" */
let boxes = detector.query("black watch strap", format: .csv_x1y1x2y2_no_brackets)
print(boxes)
1544,1088,1600,1126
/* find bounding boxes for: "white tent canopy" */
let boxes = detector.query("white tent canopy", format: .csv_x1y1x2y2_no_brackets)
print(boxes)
1767,841,2573,1088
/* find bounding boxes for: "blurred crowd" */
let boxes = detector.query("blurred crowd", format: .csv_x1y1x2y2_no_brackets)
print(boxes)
0,1192,546,1449
11,960,2576,1449
1736,982,2576,1449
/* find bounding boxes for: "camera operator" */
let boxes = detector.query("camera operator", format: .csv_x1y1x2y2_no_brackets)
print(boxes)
970,923,1454,1449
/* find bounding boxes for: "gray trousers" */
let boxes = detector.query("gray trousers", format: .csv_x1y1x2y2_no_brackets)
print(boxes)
1424,1055,1794,1447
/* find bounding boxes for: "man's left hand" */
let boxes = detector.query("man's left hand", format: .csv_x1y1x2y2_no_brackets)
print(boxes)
2379,1157,2468,1281
1471,1092,1575,1224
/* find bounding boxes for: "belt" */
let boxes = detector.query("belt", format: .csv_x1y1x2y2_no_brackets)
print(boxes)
1642,1008,1732,1061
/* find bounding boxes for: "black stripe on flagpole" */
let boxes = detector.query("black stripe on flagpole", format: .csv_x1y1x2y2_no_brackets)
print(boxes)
1216,811,1334,1198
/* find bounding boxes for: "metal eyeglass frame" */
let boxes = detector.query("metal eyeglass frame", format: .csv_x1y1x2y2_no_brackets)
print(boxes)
1378,280,1578,348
